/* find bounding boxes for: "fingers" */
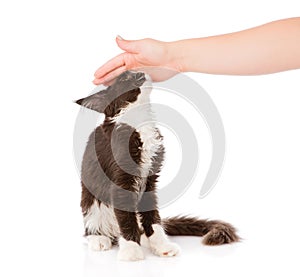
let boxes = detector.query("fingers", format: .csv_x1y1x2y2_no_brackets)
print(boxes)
93,36,143,85
116,36,141,53
93,65,127,85
94,53,126,80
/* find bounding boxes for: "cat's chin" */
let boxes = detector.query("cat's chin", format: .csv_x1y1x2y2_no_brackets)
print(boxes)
144,73,152,82
139,74,152,95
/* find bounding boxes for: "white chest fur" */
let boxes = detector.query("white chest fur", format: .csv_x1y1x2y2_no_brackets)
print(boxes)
137,124,162,178
114,80,162,180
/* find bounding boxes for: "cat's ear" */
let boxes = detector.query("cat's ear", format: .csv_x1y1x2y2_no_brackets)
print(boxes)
74,91,109,114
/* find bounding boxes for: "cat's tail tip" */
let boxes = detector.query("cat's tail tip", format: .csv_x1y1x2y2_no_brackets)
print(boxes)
162,216,240,246
201,221,241,245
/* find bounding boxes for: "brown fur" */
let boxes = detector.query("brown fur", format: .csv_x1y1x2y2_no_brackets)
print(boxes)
162,216,240,245
75,71,240,248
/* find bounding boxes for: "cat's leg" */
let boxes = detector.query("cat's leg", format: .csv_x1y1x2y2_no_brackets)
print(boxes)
147,224,180,257
82,194,115,251
87,235,112,251
138,175,180,257
113,187,144,261
139,210,180,257
114,209,144,261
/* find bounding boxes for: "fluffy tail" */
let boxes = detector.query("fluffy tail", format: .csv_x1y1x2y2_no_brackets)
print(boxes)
162,216,240,245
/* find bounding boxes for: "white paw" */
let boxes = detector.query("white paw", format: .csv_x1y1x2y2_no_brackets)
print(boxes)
151,241,180,257
148,224,180,257
117,237,145,261
87,235,112,251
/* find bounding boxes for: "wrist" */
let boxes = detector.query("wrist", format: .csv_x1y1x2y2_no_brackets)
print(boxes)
165,41,186,73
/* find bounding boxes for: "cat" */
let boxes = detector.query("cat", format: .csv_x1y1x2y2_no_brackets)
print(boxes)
75,70,239,261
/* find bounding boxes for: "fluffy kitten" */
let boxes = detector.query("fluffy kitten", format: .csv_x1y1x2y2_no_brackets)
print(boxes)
75,71,239,261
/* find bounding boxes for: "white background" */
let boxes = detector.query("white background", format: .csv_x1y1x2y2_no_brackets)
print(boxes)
0,1,299,276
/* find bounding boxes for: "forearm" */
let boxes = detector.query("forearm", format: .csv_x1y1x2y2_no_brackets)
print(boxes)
168,17,300,75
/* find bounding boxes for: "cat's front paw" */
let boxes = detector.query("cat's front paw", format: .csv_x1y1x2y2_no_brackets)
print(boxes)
87,235,112,251
148,224,180,257
151,241,180,257
117,238,145,261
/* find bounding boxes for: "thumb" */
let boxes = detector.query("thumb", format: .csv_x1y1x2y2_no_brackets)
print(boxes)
116,35,141,53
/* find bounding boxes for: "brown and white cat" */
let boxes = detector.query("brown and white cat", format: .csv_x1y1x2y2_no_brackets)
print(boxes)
75,71,239,261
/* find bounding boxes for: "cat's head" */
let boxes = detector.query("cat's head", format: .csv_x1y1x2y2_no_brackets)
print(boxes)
75,71,150,117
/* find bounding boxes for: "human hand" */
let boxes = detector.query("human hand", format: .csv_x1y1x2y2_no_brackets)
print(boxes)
93,37,181,85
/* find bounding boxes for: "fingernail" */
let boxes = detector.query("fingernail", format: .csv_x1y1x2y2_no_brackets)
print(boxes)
116,35,124,40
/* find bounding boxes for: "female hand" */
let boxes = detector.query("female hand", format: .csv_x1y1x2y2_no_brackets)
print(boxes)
93,37,180,85
94,18,300,86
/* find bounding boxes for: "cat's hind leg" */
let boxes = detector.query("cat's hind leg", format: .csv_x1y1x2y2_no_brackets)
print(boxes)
83,199,118,251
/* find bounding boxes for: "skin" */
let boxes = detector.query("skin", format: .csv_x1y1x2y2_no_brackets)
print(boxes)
93,17,300,85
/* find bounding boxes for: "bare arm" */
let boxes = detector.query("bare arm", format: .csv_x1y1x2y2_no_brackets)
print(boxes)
93,17,300,84
171,17,300,75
